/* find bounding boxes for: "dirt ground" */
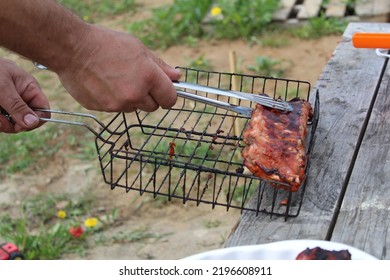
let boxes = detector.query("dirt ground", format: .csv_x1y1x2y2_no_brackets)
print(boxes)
0,1,386,260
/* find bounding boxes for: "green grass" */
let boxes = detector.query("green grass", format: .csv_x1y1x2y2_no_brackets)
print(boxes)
186,53,213,71
0,123,98,178
210,0,279,40
56,0,347,51
112,228,169,243
292,14,347,39
226,184,257,204
0,192,140,259
58,0,136,21
204,219,222,229
127,0,211,49
126,0,279,49
59,0,346,51
247,56,285,77
0,217,87,260
0,126,61,176
0,193,90,259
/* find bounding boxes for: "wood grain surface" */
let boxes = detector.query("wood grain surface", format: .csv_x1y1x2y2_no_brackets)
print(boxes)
224,22,390,260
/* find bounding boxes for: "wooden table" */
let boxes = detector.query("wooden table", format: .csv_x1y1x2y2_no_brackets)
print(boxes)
224,22,390,260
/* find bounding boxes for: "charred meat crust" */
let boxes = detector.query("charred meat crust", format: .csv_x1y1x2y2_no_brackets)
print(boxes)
295,247,352,260
242,98,313,192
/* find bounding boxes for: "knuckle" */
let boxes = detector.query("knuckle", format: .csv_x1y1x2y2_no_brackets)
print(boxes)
142,71,156,86
24,79,41,92
124,93,141,105
103,103,118,112
164,92,178,109
145,103,159,112
10,99,28,115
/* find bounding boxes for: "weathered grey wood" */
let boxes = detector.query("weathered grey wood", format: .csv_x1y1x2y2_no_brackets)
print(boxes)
273,0,296,21
224,23,389,259
330,64,390,259
355,0,390,17
325,0,347,17
297,0,322,19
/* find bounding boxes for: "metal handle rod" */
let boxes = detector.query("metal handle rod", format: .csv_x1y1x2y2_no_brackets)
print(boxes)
35,109,105,128
0,107,112,142
39,116,101,138
176,90,252,117
376,48,390,58
175,81,245,99
34,109,113,142
174,81,293,111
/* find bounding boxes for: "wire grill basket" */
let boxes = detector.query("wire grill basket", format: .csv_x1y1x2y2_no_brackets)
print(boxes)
86,67,319,220
36,68,318,220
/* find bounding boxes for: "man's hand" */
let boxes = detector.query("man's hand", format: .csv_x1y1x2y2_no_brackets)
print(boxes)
55,25,181,113
0,58,50,133
0,0,181,115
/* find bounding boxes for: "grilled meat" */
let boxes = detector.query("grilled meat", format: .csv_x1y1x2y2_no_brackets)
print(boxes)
296,247,352,260
242,97,313,192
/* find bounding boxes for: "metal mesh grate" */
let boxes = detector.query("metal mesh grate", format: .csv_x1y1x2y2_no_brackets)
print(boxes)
95,68,319,220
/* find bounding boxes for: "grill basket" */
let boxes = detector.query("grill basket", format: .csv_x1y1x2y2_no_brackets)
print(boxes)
89,67,318,220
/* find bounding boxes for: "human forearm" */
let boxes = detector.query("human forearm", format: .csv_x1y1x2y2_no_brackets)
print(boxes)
0,0,180,117
0,0,90,71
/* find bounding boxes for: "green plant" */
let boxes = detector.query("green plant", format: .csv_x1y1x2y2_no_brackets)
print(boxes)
249,26,292,48
247,56,285,77
0,192,119,259
112,228,168,243
127,0,279,49
0,215,86,260
344,0,357,11
211,0,279,39
0,126,62,177
252,36,290,48
292,14,347,39
0,121,98,178
226,184,256,204
187,53,213,71
204,219,221,228
58,0,136,21
127,0,212,49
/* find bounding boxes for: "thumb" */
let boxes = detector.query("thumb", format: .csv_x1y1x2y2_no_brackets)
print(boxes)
1,90,39,132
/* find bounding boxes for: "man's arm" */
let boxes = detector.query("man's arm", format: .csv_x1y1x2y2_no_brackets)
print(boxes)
0,0,180,115
0,0,89,72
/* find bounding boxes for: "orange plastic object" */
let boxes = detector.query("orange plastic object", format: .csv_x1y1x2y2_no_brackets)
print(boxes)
352,33,390,49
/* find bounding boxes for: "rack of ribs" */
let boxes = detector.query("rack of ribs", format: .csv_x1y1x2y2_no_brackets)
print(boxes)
296,247,351,260
242,97,313,192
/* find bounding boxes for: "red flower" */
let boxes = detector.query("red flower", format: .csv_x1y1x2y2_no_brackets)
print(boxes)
69,226,84,238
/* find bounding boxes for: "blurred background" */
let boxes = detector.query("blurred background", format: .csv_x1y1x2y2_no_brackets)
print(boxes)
0,0,388,260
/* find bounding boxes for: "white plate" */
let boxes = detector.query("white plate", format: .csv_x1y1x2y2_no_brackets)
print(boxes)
183,240,377,260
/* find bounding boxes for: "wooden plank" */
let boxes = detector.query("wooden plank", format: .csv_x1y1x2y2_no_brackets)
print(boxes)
224,23,389,259
325,0,347,17
355,0,390,17
272,0,296,21
297,0,322,19
330,63,390,259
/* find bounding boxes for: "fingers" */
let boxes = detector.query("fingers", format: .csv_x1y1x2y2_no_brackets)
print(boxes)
122,56,181,112
54,26,181,113
152,55,182,82
146,54,181,110
0,86,38,133
147,66,178,110
0,114,16,133
0,59,50,133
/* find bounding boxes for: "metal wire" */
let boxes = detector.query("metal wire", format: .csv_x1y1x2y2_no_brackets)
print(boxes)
94,67,319,220
23,68,318,220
